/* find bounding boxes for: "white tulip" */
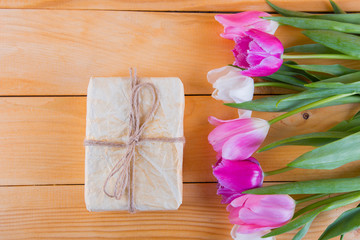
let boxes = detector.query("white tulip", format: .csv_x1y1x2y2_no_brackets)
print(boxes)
207,66,254,118
231,225,276,240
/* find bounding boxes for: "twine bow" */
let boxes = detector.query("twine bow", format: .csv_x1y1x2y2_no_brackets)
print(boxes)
84,68,185,213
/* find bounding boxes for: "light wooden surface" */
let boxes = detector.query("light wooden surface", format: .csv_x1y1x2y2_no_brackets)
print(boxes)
0,10,358,96
0,0,359,12
0,1,360,239
0,96,359,185
0,184,359,240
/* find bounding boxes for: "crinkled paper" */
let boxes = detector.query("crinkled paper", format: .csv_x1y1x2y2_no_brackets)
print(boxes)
85,76,184,211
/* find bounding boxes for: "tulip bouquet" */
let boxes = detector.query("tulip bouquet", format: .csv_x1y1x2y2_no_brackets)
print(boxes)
207,1,360,239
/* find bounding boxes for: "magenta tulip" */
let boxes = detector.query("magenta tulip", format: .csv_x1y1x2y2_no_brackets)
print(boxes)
227,194,295,234
215,11,279,40
208,116,269,160
213,157,264,203
233,29,283,77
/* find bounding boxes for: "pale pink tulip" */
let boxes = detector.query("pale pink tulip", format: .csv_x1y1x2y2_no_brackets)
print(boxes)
227,194,295,234
208,117,269,160
207,66,254,118
233,29,283,77
231,226,275,240
215,11,279,40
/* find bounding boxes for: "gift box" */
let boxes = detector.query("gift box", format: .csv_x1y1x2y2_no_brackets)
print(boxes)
84,71,185,212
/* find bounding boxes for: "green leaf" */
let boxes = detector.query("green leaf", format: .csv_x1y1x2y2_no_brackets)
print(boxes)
258,131,348,152
266,0,359,24
303,14,360,24
303,30,360,58
279,61,321,82
285,64,357,76
265,17,360,34
330,0,346,14
264,191,360,238
319,207,360,240
346,126,360,133
263,72,308,86
266,0,311,17
292,218,315,240
306,71,360,86
329,113,360,132
293,192,360,218
277,88,357,104
285,44,342,54
352,110,360,120
306,82,360,90
225,95,360,112
288,132,360,169
264,207,325,238
244,177,360,195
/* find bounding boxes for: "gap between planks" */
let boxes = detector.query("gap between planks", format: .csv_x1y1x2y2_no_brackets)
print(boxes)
0,181,296,188
0,96,359,185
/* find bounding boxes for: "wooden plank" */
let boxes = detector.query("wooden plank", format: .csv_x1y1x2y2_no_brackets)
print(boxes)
0,184,359,240
0,10,359,96
0,0,359,12
0,96,359,185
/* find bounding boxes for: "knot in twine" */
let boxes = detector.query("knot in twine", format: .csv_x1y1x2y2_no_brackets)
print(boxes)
84,68,185,213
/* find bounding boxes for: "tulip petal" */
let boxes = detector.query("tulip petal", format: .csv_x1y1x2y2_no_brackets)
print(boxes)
208,118,259,154
235,224,273,234
233,29,284,77
227,194,296,234
217,184,243,204
207,66,254,104
242,56,283,77
208,116,237,126
246,29,284,56
231,226,275,240
213,159,263,192
233,36,252,68
215,11,279,40
221,120,269,160
238,109,252,119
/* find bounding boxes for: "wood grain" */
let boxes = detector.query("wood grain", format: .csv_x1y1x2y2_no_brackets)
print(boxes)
0,96,359,185
0,184,359,240
0,10,359,96
0,0,359,12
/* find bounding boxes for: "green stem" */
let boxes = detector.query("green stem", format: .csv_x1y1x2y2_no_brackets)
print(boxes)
268,93,356,125
295,194,329,205
228,64,245,70
254,82,305,92
282,54,359,60
264,166,294,177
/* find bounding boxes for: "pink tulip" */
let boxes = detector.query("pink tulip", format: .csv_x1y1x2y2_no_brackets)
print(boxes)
213,157,263,203
227,194,295,234
215,11,279,40
233,29,283,77
208,116,270,160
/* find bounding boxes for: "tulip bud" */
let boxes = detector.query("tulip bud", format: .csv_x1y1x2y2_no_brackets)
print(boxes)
233,29,284,77
215,11,279,40
213,157,264,203
231,226,275,240
227,194,295,234
208,117,270,160
207,66,254,118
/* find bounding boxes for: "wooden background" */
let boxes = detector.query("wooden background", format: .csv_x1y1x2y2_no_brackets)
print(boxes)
0,0,360,239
